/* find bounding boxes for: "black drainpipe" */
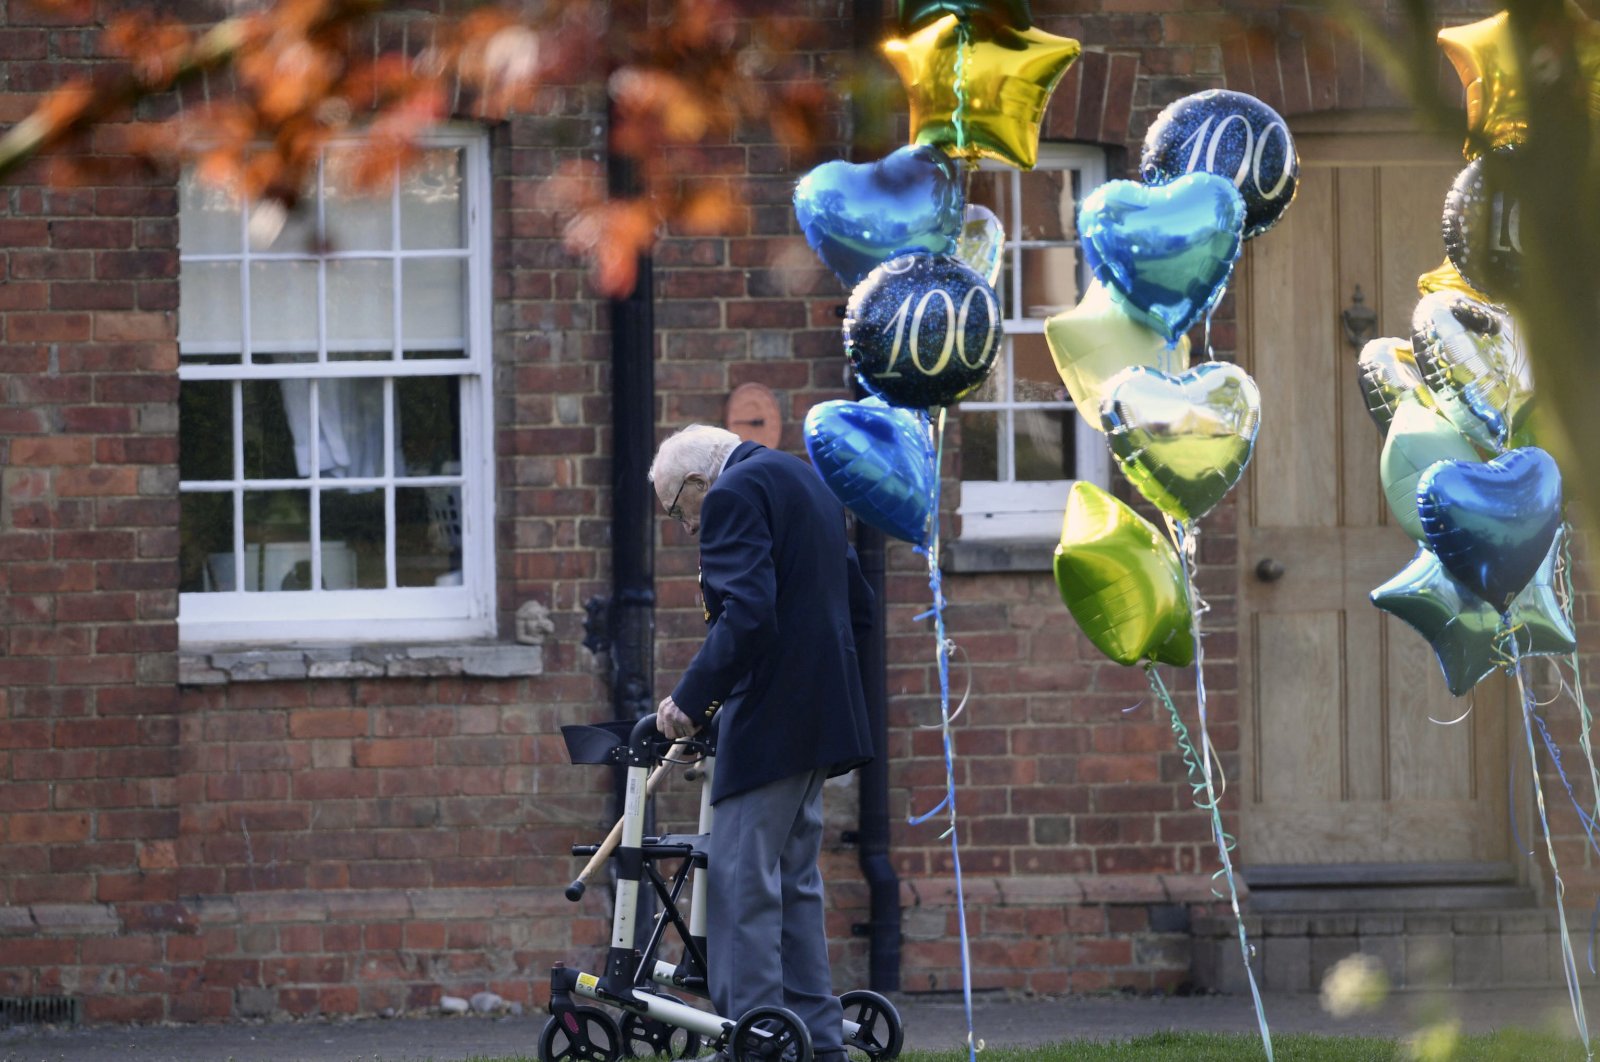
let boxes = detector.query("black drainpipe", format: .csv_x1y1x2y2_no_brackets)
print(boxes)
606,96,658,951
848,0,900,994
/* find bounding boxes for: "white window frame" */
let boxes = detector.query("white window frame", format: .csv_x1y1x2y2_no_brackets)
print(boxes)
177,129,497,644
958,144,1109,541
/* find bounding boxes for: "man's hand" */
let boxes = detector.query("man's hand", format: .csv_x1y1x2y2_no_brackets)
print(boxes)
656,695,696,741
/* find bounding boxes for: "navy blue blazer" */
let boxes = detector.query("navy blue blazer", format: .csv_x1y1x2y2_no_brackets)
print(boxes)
672,442,876,803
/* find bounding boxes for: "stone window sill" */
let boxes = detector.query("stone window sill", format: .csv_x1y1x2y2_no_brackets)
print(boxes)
940,537,1055,574
179,642,544,685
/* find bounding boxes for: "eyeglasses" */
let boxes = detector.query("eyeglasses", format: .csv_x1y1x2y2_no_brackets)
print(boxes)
666,477,691,522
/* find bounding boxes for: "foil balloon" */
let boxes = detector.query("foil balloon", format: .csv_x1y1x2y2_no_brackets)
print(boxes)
1437,10,1529,155
1417,256,1487,301
843,253,1001,408
1045,280,1191,433
1053,481,1194,668
1441,147,1522,300
1100,362,1262,525
803,397,933,544
954,204,1005,287
1372,537,1576,697
1139,89,1299,240
1379,397,1481,542
1411,290,1534,451
1079,173,1246,343
882,14,1081,170
793,145,964,288
898,0,1032,31
1416,446,1563,613
1357,337,1432,437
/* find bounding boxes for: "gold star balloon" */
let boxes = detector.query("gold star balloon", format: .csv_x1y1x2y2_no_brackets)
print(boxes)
1438,3,1600,158
883,14,1081,171
1417,256,1488,301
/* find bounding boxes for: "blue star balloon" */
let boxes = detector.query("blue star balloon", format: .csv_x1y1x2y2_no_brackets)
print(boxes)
804,397,933,544
1078,173,1246,343
1416,447,1563,614
1140,89,1300,240
844,253,1002,408
793,145,964,288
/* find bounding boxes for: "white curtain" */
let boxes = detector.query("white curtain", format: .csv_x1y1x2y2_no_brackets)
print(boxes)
278,378,388,479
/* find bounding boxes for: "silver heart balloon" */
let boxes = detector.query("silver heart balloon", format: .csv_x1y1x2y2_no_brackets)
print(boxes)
954,204,1005,288
1411,291,1534,451
1356,336,1431,436
1100,361,1263,524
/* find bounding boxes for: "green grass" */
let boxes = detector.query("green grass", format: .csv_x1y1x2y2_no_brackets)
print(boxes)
463,1029,1592,1062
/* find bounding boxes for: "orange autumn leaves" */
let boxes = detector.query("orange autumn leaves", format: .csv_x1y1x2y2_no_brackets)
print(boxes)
5,0,830,296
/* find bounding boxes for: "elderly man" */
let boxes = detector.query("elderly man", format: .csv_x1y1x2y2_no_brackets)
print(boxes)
649,424,875,1061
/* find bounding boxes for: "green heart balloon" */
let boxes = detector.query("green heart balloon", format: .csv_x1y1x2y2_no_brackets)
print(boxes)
1054,482,1194,667
1100,362,1262,525
1046,280,1191,434
1379,396,1481,542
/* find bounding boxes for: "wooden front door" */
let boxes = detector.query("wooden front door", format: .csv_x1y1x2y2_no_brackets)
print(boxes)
1236,117,1509,873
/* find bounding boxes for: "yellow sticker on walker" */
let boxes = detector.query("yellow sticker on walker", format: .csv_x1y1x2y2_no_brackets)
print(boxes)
577,973,599,990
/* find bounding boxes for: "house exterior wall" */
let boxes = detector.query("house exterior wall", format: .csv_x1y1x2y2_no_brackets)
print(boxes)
2,0,1589,1025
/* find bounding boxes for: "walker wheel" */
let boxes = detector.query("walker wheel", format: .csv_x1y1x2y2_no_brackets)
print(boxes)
539,1005,624,1062
730,1005,812,1062
622,1011,703,1058
840,990,903,1062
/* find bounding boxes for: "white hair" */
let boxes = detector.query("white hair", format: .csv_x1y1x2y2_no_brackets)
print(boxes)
648,424,741,489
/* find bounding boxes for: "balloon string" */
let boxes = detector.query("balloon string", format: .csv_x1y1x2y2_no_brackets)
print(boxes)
1147,665,1272,1062
906,407,979,1062
953,21,971,160
1530,700,1600,863
1510,621,1592,1057
1556,528,1600,848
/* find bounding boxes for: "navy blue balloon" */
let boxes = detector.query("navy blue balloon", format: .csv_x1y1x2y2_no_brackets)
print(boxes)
1078,173,1245,343
804,397,933,545
794,145,964,288
843,253,1001,408
1416,447,1563,614
1141,89,1299,240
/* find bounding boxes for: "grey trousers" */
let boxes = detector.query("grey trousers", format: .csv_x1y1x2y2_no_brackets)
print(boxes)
707,767,844,1057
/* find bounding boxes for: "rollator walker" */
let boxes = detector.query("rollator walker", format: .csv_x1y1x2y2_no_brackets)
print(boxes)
540,717,904,1062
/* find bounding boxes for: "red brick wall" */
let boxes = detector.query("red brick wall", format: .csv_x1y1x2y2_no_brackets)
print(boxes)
5,0,1594,1024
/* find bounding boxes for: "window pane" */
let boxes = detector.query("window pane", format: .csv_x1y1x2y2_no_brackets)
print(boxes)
1018,244,1082,318
398,486,462,587
316,378,388,480
396,377,462,476
1014,409,1073,481
400,149,464,250
1017,167,1076,241
959,409,999,481
179,262,241,346
180,381,233,482
1013,332,1066,404
242,490,311,592
402,259,466,344
249,261,318,347
324,149,392,252
250,200,317,254
243,380,306,480
179,176,241,254
968,170,1010,230
321,489,385,589
326,259,394,345
180,492,234,592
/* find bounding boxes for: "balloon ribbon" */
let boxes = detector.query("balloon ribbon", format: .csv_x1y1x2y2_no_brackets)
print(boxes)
907,407,980,1062
1509,620,1592,1058
1168,521,1273,1062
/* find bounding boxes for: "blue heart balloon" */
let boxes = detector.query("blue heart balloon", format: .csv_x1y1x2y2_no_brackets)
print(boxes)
794,145,964,288
803,397,933,544
1078,172,1246,343
1416,447,1563,614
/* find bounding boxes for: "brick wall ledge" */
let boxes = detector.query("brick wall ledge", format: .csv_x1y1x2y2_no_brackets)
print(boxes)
178,643,543,685
900,873,1243,907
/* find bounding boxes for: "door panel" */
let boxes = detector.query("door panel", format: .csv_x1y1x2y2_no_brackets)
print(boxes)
1238,128,1508,872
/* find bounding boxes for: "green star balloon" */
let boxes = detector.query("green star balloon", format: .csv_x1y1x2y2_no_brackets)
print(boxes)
898,0,1031,32
1371,535,1575,696
1053,481,1194,668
